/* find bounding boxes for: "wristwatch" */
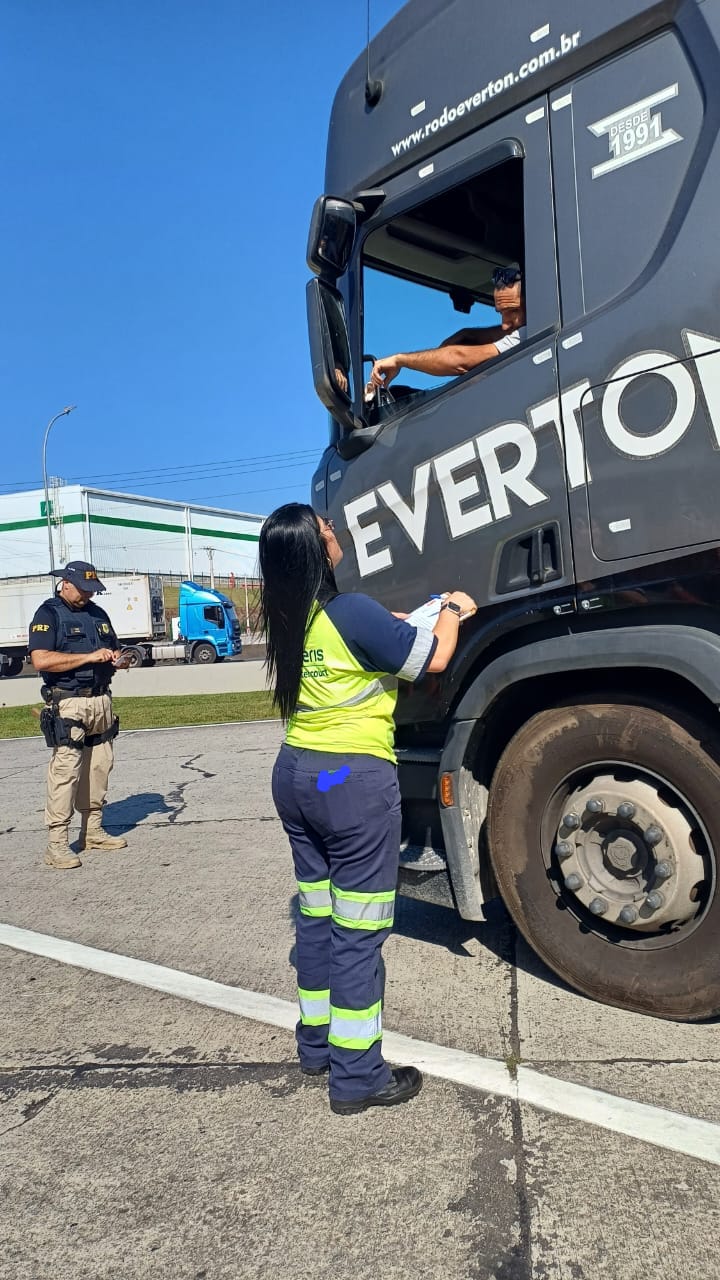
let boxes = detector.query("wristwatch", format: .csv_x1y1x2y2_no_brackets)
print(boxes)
441,600,463,617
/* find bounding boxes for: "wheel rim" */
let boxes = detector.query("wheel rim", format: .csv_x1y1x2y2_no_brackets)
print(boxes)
541,763,716,950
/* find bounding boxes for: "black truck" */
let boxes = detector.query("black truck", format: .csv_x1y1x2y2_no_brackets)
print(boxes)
305,0,720,1021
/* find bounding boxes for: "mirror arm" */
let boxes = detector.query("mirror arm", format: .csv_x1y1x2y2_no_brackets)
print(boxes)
351,189,386,220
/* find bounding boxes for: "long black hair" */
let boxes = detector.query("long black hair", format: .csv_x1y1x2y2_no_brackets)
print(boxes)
259,503,338,720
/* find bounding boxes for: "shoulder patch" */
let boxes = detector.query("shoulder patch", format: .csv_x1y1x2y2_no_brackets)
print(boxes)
31,623,50,632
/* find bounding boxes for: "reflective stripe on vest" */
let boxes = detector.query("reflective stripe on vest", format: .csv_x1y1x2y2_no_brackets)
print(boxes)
296,674,396,715
297,879,331,917
331,884,395,931
298,986,330,1026
328,999,383,1051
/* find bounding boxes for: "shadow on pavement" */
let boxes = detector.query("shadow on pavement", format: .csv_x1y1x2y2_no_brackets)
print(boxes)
101,792,174,835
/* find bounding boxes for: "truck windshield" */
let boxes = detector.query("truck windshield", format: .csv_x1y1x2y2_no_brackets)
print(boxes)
223,603,238,623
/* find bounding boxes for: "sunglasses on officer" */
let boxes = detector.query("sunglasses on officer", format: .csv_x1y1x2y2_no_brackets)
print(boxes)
322,517,335,532
492,266,523,288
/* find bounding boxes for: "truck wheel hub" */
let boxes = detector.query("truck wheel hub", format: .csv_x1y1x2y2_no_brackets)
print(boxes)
552,774,706,933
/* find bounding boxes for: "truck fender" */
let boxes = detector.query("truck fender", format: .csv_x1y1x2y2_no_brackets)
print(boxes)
437,625,720,921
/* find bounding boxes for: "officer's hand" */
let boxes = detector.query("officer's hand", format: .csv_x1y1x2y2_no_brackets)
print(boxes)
91,648,115,663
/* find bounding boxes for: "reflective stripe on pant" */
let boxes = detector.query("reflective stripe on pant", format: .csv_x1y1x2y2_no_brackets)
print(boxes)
45,693,115,837
272,743,400,1102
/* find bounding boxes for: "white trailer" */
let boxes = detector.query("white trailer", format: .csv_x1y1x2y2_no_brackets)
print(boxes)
0,575,175,675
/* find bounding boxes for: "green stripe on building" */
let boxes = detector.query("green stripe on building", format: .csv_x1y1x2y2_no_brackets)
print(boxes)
0,513,260,543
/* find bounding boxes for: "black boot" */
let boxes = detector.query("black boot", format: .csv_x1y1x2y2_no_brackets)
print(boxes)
330,1066,423,1115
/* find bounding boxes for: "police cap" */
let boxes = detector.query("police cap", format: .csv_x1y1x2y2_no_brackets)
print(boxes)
51,560,106,593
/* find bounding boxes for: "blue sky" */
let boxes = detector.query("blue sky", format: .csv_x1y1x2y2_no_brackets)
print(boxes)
2,0,409,516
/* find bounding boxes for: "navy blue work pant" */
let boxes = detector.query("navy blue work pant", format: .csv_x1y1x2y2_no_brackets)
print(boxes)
272,744,401,1102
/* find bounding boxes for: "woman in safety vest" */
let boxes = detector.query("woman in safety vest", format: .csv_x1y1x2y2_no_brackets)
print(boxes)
260,503,476,1115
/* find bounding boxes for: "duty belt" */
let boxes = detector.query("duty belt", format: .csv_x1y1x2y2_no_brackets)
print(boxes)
43,686,110,699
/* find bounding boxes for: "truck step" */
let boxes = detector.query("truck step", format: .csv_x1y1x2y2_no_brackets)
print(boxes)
399,843,447,872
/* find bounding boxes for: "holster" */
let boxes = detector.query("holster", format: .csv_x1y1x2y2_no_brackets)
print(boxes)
38,704,85,750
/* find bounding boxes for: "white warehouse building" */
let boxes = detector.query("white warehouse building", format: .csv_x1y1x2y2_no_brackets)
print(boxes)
0,485,264,581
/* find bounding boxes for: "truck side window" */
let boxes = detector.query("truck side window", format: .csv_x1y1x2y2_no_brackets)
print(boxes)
362,158,525,417
203,605,223,627
564,31,703,317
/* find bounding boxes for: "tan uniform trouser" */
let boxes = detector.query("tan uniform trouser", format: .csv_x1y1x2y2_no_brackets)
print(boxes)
45,693,115,838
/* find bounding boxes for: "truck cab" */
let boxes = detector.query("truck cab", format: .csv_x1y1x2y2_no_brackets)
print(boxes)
178,581,242,664
305,0,720,1021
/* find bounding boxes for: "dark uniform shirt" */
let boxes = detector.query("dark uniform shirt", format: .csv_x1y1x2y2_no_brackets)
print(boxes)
28,596,118,693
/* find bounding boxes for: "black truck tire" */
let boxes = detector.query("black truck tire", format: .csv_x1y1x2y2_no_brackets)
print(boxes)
192,642,217,665
487,699,720,1021
2,655,24,678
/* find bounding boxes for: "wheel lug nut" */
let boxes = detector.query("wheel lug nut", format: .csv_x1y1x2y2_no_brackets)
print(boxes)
654,860,672,881
589,897,609,916
564,873,583,892
555,841,573,861
563,813,581,831
586,798,604,814
645,825,663,847
618,802,636,820
619,905,639,924
646,890,665,912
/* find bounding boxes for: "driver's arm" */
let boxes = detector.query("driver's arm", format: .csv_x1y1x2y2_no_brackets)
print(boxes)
371,343,502,387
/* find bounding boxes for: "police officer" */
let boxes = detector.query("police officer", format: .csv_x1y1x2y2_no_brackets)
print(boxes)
260,504,476,1114
29,561,129,870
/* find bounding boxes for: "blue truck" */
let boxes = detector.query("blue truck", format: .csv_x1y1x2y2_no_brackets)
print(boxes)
113,576,243,667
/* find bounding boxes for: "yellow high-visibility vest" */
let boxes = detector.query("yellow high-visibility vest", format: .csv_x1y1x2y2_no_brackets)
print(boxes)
285,605,399,763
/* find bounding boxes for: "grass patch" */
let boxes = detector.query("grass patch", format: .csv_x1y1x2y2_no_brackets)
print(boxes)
0,691,280,739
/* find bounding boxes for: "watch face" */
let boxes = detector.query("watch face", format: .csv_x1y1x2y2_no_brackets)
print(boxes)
444,601,462,614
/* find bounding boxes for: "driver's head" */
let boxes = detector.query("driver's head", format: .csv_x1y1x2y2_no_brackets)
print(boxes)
492,265,525,333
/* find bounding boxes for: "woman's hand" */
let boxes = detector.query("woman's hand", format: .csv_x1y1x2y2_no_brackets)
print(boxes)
427,591,478,673
443,591,477,620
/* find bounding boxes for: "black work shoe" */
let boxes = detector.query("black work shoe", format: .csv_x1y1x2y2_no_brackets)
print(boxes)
301,1063,329,1076
329,1066,423,1115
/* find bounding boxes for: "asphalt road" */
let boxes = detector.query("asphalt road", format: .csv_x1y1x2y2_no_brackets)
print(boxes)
2,722,720,1280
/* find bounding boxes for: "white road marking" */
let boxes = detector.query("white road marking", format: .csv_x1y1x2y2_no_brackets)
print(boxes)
3,923,720,1167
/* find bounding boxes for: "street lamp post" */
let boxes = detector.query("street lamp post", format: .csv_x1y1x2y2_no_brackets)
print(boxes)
42,405,77,573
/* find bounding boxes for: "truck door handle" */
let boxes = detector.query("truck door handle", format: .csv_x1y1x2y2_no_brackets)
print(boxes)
496,523,562,594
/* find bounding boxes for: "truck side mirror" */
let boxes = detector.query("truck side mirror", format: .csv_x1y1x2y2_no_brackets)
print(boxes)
306,278,366,432
307,196,356,279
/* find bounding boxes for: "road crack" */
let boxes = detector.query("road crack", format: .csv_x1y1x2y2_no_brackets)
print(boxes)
0,1089,58,1137
166,754,217,824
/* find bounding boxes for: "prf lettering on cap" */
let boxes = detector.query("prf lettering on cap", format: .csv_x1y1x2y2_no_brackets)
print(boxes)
84,571,97,579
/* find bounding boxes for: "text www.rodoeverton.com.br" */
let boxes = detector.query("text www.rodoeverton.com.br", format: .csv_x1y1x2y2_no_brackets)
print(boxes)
390,31,581,159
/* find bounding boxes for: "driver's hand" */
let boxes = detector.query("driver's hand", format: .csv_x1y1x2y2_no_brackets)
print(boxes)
371,355,402,388
333,367,348,395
